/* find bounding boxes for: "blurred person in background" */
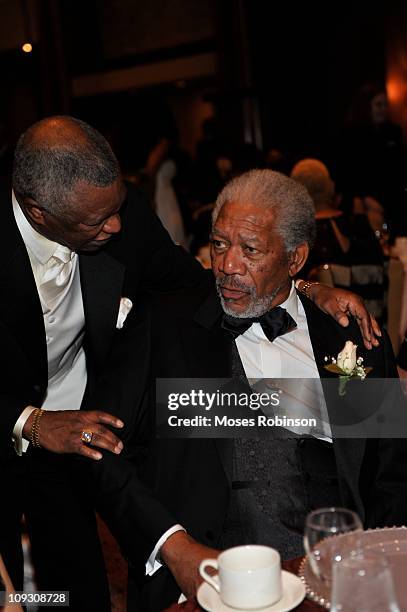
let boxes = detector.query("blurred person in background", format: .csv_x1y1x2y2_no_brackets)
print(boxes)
154,157,188,248
336,82,406,239
136,137,191,248
193,118,232,207
291,158,385,321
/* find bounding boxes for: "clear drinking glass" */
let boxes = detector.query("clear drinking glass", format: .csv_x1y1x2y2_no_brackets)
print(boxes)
303,507,363,587
330,551,400,611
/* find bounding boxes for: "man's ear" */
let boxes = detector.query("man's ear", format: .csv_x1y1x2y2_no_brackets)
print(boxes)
288,242,309,277
22,197,46,227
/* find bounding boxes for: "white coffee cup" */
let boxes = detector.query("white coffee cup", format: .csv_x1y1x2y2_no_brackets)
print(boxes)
199,545,282,609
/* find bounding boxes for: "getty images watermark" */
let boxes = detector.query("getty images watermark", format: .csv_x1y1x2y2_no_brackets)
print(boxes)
166,389,317,430
156,378,407,439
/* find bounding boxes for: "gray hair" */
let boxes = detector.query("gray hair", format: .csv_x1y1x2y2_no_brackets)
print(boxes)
212,169,316,251
12,116,120,216
290,158,335,211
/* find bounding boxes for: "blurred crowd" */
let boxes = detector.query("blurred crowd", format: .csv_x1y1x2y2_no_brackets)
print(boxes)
120,83,406,363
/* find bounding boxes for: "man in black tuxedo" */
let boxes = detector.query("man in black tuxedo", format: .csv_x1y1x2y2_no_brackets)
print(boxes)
0,115,210,611
139,169,407,609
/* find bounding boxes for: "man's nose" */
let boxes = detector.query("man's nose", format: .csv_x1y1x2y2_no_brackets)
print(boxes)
220,246,246,275
103,213,121,235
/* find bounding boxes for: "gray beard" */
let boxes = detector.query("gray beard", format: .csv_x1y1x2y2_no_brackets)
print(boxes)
215,277,282,319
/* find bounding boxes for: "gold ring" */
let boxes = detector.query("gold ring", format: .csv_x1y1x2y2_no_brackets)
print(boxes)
81,431,94,444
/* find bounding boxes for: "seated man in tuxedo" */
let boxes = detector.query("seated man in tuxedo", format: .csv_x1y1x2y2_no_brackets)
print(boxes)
138,168,407,610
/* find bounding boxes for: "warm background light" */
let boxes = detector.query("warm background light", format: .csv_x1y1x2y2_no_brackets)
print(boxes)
22,42,32,53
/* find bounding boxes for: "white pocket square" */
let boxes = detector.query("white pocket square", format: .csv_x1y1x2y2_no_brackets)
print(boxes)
116,297,133,329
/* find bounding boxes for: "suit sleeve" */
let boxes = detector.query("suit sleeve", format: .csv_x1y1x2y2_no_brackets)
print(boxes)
0,395,31,455
106,182,210,298
0,321,47,457
79,451,177,564
83,299,182,563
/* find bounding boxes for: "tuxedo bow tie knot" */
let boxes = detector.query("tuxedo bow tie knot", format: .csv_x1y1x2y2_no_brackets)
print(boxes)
222,306,296,342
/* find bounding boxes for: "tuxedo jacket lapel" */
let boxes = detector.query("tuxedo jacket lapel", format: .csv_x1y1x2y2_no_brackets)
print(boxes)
177,292,232,379
178,291,235,485
298,292,367,519
0,195,125,390
0,203,47,389
79,250,125,376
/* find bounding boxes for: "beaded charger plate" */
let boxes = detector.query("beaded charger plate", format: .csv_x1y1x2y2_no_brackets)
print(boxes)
299,526,407,609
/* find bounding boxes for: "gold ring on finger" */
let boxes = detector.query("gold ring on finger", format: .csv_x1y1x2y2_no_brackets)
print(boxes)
81,430,94,445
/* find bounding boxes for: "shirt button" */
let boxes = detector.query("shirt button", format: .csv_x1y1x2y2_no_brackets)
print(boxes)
249,450,255,456
46,336,52,344
48,315,55,324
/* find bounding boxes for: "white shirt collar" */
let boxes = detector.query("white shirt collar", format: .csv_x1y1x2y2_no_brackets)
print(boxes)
12,191,71,265
277,281,299,322
241,282,299,342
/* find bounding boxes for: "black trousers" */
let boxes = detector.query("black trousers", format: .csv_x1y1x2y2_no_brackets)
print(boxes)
0,449,111,612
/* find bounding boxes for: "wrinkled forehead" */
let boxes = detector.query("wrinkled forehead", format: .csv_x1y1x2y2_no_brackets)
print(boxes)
63,177,125,221
212,199,276,236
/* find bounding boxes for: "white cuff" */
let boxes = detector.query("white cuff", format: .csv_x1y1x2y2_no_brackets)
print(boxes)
145,524,186,576
12,406,37,456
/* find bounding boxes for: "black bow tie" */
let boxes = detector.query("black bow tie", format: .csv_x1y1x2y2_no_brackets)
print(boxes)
221,307,296,343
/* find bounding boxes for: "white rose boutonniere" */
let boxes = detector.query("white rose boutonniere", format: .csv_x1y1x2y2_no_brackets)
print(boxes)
324,341,372,396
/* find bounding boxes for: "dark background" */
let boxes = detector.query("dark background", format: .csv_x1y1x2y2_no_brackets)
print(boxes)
0,0,406,176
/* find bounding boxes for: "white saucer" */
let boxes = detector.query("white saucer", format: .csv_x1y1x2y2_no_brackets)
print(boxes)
197,570,306,612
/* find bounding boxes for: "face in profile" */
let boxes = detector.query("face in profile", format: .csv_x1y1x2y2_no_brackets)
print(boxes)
24,178,126,252
210,200,303,318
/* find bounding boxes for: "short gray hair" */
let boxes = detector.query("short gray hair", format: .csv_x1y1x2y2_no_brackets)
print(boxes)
290,158,334,210
212,169,316,251
12,116,120,217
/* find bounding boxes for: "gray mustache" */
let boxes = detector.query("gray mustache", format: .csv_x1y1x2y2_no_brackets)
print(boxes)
216,277,255,294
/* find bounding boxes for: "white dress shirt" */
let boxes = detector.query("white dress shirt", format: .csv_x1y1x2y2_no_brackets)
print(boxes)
235,283,332,441
152,284,333,582
11,194,182,575
12,194,87,453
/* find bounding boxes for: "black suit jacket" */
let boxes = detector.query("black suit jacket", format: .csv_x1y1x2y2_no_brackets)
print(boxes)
0,182,210,564
143,284,407,544
128,284,406,610
0,181,206,456
0,192,125,454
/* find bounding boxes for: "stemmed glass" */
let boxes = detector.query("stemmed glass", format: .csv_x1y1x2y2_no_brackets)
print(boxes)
330,550,400,611
304,507,363,588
